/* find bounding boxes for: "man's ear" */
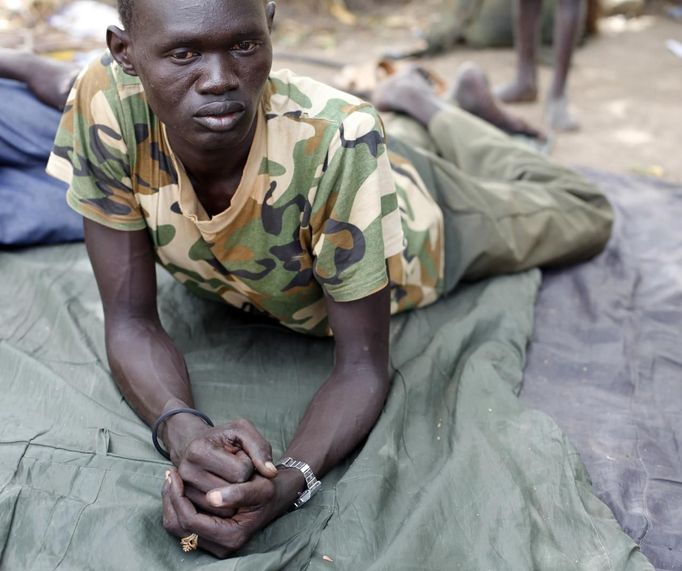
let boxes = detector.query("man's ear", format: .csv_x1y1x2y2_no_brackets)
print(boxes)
265,2,276,33
107,25,138,76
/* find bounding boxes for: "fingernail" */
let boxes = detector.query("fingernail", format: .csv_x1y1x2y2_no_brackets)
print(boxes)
207,491,223,507
265,461,277,473
164,470,171,482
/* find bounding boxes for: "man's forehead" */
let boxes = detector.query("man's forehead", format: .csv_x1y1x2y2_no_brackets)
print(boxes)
131,0,268,36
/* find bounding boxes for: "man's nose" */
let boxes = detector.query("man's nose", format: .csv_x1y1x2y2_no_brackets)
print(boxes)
197,54,239,95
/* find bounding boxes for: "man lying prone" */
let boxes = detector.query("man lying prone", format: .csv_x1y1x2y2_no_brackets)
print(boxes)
1,0,613,558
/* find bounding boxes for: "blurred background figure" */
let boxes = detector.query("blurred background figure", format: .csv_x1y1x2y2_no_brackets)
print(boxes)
496,0,583,131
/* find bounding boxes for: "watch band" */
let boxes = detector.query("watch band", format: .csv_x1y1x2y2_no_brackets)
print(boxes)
276,456,322,509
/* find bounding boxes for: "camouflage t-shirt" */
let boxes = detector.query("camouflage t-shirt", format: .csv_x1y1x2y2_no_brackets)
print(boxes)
47,54,444,336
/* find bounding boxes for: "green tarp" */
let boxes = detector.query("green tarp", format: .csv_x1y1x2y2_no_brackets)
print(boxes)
0,245,652,570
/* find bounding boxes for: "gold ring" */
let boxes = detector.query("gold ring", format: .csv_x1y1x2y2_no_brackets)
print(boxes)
180,533,199,552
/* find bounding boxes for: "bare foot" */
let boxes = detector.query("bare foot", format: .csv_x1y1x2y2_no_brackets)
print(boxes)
371,66,445,126
0,48,79,110
372,66,435,113
545,95,580,132
495,78,538,104
451,62,546,140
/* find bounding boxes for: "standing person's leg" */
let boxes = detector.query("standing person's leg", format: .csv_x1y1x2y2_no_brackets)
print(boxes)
496,0,542,103
374,69,612,293
545,0,581,131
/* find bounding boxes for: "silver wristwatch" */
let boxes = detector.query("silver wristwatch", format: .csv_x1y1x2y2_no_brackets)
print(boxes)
276,456,322,509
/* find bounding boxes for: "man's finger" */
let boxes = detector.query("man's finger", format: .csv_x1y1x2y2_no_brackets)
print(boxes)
190,446,254,484
178,462,230,493
223,420,277,479
168,474,249,550
162,473,186,537
184,484,236,518
205,476,275,510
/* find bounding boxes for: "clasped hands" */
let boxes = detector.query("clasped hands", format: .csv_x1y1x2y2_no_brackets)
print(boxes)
161,418,293,558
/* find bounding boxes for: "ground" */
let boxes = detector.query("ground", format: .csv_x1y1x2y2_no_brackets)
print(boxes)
272,1,682,182
1,0,679,181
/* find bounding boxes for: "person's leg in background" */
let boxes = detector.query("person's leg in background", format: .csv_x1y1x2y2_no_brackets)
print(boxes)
496,0,581,132
545,0,581,131
0,50,82,244
496,0,542,104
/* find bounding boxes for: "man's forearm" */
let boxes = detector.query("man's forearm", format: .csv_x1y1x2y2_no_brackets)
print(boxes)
283,365,390,477
0,49,30,83
230,365,390,521
106,315,208,458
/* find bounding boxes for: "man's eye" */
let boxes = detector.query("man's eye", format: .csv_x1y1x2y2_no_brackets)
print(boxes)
170,50,200,61
232,41,259,53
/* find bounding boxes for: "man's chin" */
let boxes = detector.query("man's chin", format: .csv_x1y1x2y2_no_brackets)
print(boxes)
182,127,249,153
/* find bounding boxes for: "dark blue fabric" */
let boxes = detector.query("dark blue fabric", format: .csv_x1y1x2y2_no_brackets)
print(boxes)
522,169,682,571
0,79,83,245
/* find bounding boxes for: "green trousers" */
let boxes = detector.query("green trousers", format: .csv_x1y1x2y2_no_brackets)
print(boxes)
384,106,613,293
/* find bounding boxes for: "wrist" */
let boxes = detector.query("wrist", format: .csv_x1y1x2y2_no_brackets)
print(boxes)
156,401,212,463
272,467,307,515
164,415,211,462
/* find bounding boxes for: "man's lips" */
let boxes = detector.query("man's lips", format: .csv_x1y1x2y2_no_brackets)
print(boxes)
194,101,246,117
193,101,247,133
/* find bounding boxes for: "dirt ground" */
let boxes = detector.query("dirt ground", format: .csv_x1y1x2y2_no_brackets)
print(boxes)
272,3,682,182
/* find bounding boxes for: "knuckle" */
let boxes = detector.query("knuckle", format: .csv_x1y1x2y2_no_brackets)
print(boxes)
165,523,181,538
185,440,205,461
163,517,180,536
263,480,276,500
177,512,193,530
233,418,252,431
231,529,248,550
177,464,193,483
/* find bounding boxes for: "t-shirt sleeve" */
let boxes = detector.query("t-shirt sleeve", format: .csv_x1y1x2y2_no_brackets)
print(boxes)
46,56,146,231
311,104,404,303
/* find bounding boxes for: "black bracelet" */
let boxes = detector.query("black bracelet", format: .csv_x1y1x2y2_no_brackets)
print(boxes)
151,407,215,460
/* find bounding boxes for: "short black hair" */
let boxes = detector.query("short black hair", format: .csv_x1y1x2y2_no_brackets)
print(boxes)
117,0,133,31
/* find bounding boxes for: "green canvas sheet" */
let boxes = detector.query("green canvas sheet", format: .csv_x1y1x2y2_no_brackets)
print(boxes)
0,244,652,570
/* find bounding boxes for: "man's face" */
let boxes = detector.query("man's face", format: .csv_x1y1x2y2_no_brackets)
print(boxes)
121,0,274,152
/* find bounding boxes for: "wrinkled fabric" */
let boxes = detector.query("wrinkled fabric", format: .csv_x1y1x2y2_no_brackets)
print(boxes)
0,239,649,569
522,169,682,571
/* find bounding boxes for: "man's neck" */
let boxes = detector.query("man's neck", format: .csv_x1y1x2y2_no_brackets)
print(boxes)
166,117,258,185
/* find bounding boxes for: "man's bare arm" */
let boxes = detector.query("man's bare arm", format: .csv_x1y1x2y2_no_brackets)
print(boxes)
84,219,197,444
283,284,391,477
83,219,276,496
0,48,78,110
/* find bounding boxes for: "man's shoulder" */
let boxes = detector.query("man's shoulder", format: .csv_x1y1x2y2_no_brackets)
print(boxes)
70,52,147,119
266,69,378,127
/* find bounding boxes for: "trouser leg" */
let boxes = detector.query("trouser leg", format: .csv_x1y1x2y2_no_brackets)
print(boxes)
0,78,62,166
387,106,613,293
0,78,81,244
